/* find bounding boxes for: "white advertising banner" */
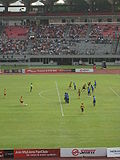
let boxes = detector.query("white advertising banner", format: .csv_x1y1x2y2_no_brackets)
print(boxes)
107,148,120,157
60,148,106,157
75,68,94,73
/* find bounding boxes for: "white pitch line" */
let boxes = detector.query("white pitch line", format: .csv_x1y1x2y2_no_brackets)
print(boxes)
55,81,64,117
110,87,120,97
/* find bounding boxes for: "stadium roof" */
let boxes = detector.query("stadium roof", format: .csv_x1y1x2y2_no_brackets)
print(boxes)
0,0,119,7
0,0,59,5
0,0,117,5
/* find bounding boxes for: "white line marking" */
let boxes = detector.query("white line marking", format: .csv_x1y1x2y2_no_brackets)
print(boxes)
65,115,80,117
110,87,120,97
39,89,58,102
55,81,64,117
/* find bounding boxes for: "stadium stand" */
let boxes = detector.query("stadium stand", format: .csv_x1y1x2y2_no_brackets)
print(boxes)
0,0,120,66
1,23,120,56
4,26,29,39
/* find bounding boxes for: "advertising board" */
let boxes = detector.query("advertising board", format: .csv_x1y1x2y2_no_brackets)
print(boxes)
60,148,106,157
107,148,120,157
0,151,4,158
14,149,60,158
4,69,22,74
75,68,94,73
25,69,74,74
0,69,3,74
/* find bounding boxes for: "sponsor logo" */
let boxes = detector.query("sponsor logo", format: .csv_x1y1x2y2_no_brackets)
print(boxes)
107,148,120,157
76,68,94,73
14,149,60,158
110,149,120,153
61,148,106,157
72,149,79,156
72,149,96,157
25,69,73,74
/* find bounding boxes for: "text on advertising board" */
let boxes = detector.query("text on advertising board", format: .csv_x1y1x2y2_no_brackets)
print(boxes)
72,149,96,156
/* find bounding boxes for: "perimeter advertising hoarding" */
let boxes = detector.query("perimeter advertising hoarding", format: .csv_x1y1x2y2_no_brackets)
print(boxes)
4,150,14,158
0,151,4,158
0,69,3,74
4,69,22,73
75,68,94,73
60,148,106,157
14,149,60,158
25,69,74,74
107,148,120,157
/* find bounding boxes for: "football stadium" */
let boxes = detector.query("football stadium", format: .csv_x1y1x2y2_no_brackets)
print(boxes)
0,0,120,160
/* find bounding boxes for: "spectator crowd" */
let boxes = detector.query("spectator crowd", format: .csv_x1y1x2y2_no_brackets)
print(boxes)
0,23,119,56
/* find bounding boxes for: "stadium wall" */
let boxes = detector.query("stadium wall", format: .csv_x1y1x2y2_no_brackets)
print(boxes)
0,56,120,66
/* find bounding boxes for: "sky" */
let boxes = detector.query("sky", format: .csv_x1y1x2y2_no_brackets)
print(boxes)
0,0,65,12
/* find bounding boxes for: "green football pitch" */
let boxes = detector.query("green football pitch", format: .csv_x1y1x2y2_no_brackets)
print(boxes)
0,74,120,149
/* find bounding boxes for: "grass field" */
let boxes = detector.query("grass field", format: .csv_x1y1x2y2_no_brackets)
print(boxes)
0,74,120,149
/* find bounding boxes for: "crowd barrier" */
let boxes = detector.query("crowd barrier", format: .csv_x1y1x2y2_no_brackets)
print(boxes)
0,148,120,158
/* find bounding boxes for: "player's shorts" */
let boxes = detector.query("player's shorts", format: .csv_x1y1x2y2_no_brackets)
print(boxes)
20,100,23,104
81,108,84,112
4,94,6,96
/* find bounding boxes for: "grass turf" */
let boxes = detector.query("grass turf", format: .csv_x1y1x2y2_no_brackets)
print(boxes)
0,74,120,149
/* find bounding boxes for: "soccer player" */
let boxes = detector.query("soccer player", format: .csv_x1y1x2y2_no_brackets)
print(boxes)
64,92,69,103
78,88,81,98
88,81,91,87
91,85,94,93
64,92,67,103
88,87,91,96
69,81,72,89
93,96,96,106
4,88,7,97
94,80,96,88
81,83,86,92
30,83,33,92
66,93,69,103
80,103,85,113
73,82,76,90
20,96,24,105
